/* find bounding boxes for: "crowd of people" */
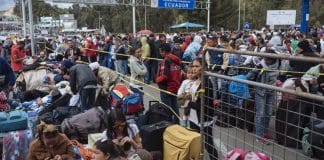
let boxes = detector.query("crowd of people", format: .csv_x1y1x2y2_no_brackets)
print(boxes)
0,27,324,160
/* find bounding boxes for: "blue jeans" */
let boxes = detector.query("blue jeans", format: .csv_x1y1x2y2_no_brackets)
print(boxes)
115,60,128,75
160,92,179,119
255,89,275,137
210,76,222,100
80,87,96,112
144,61,151,83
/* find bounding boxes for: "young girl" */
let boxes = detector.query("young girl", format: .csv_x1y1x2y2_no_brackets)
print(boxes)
177,66,195,127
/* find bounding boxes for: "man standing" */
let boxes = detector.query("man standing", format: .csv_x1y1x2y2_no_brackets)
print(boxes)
205,34,228,103
65,39,81,62
11,40,26,74
156,43,182,117
69,64,97,112
114,37,128,75
0,56,15,92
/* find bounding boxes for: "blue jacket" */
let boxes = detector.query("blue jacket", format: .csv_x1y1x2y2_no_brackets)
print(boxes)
0,56,15,89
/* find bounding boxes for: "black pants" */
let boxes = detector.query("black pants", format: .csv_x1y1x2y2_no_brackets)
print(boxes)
191,122,218,160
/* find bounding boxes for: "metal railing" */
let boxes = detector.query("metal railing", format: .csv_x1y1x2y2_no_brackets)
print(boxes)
199,48,324,160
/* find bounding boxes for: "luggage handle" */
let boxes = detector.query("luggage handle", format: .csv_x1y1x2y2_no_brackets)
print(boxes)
149,101,160,107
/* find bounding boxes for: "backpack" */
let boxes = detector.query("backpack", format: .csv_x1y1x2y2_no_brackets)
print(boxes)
226,148,271,160
61,107,109,143
110,84,143,115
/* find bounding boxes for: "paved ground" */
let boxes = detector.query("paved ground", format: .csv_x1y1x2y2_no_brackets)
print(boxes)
141,84,316,160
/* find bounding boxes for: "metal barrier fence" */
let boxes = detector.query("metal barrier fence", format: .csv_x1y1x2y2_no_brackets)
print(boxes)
200,49,324,160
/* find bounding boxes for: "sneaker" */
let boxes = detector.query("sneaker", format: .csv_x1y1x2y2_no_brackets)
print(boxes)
213,100,221,105
256,134,273,145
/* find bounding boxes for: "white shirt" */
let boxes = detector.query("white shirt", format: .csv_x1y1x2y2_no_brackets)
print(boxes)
177,79,194,96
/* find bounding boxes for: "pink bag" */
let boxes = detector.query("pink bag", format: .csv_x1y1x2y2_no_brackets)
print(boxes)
226,148,271,160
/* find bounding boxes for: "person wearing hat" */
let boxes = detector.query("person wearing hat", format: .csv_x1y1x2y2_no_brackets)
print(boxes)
11,40,26,74
0,56,15,92
28,122,76,160
290,40,319,76
89,62,119,94
204,34,228,102
171,36,184,60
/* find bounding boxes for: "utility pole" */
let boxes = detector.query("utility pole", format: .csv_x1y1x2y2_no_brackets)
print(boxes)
144,2,147,30
243,0,246,25
207,0,210,32
98,11,101,29
238,0,241,31
21,0,27,37
28,0,35,56
132,0,136,35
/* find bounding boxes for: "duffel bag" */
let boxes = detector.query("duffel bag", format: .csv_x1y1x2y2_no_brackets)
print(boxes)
61,107,109,143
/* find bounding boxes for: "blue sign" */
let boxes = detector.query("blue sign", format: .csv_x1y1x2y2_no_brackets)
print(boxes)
152,0,195,10
244,22,250,30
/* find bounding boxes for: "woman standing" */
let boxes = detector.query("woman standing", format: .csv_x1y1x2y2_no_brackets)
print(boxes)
186,58,218,160
129,46,147,100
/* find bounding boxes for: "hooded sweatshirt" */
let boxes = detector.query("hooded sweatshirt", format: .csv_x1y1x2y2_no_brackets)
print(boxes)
156,53,182,93
141,37,151,60
183,35,202,61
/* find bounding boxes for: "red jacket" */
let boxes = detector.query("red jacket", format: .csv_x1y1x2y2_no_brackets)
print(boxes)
156,53,182,94
86,41,97,58
11,45,26,72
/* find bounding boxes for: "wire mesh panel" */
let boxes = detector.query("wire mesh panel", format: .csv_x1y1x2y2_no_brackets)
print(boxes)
201,72,324,160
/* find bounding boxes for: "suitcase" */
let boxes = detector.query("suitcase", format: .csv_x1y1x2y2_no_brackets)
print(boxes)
145,101,173,125
140,121,173,152
163,125,201,160
0,110,28,132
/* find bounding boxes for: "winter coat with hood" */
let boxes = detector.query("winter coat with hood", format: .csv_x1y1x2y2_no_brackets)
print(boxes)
183,35,202,61
156,53,182,93
96,66,119,91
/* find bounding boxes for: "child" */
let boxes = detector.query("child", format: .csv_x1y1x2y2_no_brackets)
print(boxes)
177,67,195,127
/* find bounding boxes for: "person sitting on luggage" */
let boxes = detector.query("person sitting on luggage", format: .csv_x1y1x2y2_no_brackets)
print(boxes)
101,109,142,156
69,64,98,112
90,139,126,160
177,66,194,127
89,62,119,94
28,121,76,160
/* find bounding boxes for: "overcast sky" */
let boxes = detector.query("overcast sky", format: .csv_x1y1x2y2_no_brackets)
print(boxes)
0,0,73,11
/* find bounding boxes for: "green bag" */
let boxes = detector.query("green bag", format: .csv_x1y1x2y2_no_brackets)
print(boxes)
302,127,313,157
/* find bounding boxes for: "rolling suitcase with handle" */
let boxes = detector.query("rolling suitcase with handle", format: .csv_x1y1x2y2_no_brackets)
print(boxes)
140,121,173,152
163,125,201,160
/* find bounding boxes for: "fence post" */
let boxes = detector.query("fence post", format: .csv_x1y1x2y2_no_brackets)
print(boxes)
200,51,206,159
